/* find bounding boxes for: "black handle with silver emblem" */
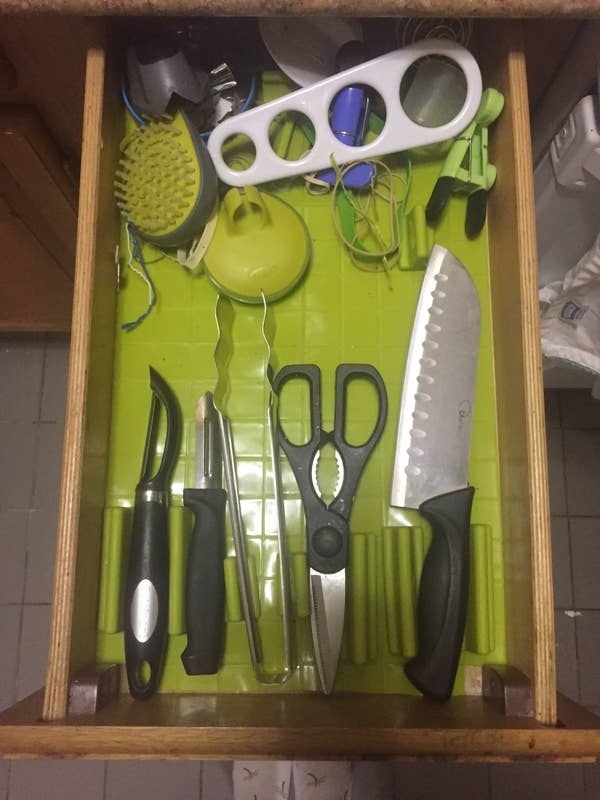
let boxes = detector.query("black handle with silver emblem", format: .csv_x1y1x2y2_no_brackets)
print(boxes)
124,366,182,700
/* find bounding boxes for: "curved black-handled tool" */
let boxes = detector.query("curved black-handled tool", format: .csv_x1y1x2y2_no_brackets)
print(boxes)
124,366,181,700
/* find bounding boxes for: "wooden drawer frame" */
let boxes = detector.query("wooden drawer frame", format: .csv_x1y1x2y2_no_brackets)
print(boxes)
2,17,600,760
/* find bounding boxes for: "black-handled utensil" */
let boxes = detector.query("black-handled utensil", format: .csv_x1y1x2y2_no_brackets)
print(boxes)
390,245,480,701
124,366,181,700
405,486,474,701
272,362,387,694
273,363,387,575
181,391,227,675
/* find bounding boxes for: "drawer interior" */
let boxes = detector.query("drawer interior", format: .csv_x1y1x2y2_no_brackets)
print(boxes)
41,17,556,746
101,76,504,699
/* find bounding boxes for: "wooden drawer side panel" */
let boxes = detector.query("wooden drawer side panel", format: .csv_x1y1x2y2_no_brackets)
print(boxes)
43,34,120,721
483,22,555,725
509,44,555,728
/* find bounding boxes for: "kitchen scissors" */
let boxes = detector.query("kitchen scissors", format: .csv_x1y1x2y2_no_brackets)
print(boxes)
272,363,387,693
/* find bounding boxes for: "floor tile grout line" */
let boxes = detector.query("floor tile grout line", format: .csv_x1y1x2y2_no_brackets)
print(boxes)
37,341,48,423
556,388,564,429
10,596,26,726
566,514,577,612
102,759,108,800
22,511,33,611
27,421,44,514
560,414,583,705
12,532,32,708
4,760,10,800
558,423,570,518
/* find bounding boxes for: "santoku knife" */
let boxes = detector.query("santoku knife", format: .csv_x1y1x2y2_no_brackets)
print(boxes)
390,244,480,701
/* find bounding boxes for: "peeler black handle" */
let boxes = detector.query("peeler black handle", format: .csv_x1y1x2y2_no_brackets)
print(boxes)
124,494,170,700
181,487,227,675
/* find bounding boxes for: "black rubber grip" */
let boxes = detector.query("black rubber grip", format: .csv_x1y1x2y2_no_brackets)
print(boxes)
426,176,454,224
124,499,170,700
181,487,227,675
465,189,488,239
404,486,475,702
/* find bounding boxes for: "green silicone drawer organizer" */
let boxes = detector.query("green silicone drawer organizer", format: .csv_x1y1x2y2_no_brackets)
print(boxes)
97,71,505,695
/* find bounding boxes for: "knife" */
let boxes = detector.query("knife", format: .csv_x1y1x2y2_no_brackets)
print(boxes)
390,244,480,701
181,391,227,675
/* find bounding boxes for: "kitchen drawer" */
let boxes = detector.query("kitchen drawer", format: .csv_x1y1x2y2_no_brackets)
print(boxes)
2,17,600,760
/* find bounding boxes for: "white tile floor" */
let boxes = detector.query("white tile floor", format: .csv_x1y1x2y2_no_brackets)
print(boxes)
1,338,600,798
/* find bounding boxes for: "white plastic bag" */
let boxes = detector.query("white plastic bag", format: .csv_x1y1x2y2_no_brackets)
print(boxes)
540,231,600,376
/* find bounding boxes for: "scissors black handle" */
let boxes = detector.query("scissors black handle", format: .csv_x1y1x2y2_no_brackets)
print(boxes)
272,363,387,575
330,364,387,519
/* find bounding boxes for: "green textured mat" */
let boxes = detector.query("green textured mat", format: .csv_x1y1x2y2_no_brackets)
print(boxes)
97,71,505,694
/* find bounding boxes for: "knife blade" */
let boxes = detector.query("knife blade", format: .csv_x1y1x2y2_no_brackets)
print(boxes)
181,391,227,675
390,244,480,701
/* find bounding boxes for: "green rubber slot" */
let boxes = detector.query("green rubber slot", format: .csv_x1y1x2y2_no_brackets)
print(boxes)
487,524,496,653
466,524,494,655
97,71,507,694
367,533,378,661
398,527,418,659
399,205,433,270
383,527,400,655
293,553,310,618
168,507,188,636
248,554,261,620
98,507,130,634
273,561,282,616
412,525,430,586
351,534,368,666
382,524,428,659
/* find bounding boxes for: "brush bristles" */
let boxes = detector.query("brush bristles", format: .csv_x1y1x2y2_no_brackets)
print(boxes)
114,120,199,236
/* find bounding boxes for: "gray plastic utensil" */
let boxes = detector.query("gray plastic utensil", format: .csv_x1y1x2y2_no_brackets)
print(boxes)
127,43,209,118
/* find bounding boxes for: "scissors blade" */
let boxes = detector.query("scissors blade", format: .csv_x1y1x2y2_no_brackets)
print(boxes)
310,568,346,694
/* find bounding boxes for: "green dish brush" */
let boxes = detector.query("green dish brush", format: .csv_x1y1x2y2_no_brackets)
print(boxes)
114,110,217,248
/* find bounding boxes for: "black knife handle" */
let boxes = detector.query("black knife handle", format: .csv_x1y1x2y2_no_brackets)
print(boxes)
404,486,474,702
181,487,227,675
124,498,170,700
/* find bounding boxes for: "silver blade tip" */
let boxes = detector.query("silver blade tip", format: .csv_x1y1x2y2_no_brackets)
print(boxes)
196,391,216,423
310,569,346,695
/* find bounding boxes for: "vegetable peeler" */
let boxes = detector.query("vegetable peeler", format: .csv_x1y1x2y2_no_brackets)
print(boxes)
124,366,182,699
425,88,504,239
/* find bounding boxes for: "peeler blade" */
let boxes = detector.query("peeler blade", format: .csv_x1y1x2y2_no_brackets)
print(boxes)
138,366,182,492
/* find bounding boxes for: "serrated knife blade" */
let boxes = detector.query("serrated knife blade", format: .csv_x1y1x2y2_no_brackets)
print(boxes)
390,244,480,702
